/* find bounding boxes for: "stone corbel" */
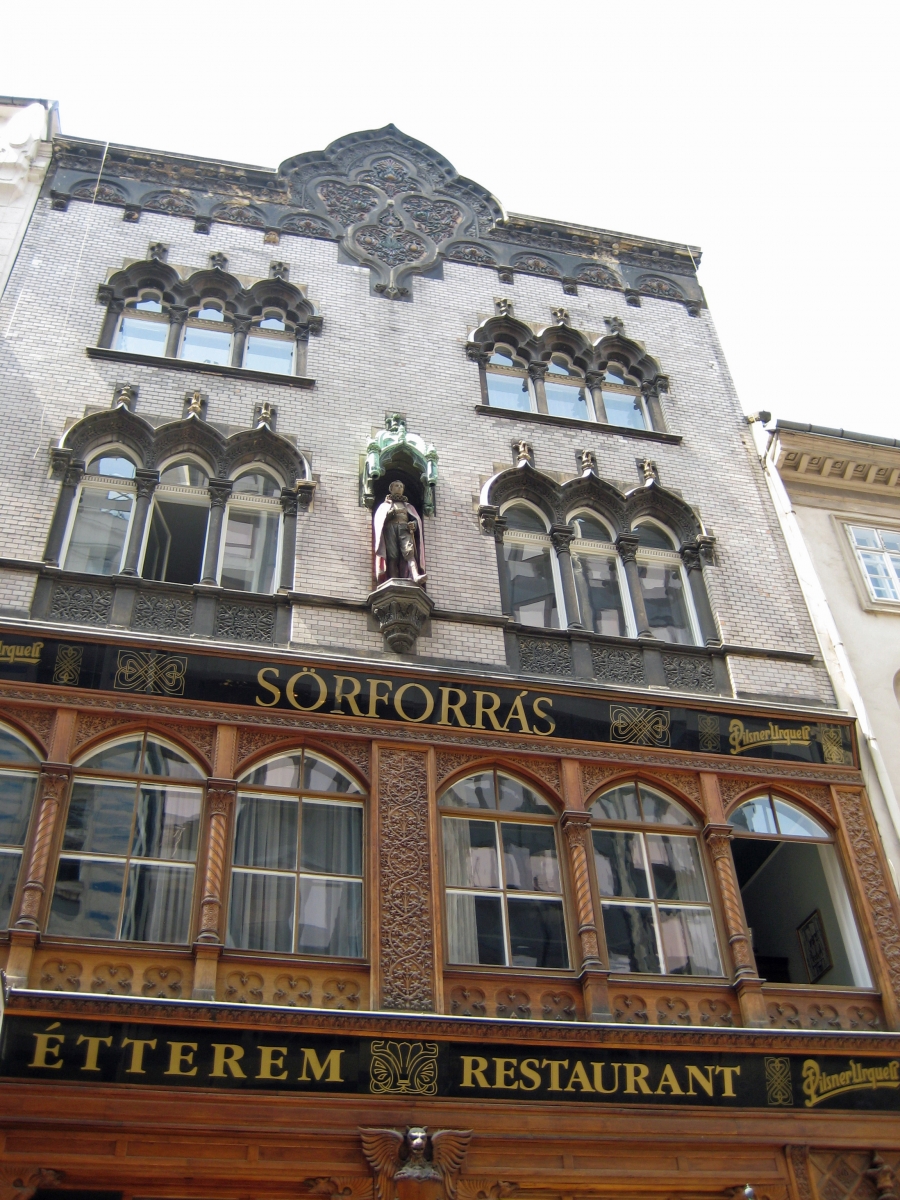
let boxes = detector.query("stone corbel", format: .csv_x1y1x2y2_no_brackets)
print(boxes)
478,505,506,542
369,579,435,654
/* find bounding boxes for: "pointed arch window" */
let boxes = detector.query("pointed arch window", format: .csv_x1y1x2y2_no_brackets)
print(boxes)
115,292,169,357
730,793,871,986
569,511,632,636
0,726,41,930
61,450,136,575
228,750,364,957
500,503,563,628
48,734,203,944
589,780,722,977
633,521,699,645
440,769,568,969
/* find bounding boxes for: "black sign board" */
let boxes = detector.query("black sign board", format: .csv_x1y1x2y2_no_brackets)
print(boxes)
1,1016,897,1110
0,633,855,765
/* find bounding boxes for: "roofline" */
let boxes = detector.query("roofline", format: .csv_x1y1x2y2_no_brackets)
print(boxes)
775,418,900,451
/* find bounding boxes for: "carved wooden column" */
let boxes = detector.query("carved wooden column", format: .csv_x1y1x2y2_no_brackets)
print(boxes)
200,479,232,585
561,810,609,1018
374,745,437,1012
616,533,654,637
44,456,84,567
550,524,583,629
527,361,549,414
120,470,159,575
585,370,608,423
193,778,236,1000
703,822,767,1026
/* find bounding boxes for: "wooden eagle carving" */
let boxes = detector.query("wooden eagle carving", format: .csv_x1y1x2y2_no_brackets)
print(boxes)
360,1127,472,1200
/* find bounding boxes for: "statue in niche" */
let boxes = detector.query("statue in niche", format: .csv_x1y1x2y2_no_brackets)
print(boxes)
373,480,427,586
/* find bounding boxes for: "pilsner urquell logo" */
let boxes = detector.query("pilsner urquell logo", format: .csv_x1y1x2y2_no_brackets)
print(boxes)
802,1058,900,1107
0,641,43,665
728,719,811,755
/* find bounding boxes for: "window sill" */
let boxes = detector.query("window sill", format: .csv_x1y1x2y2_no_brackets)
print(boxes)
475,404,682,444
86,346,315,389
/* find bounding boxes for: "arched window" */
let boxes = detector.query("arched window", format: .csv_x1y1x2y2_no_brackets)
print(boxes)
543,357,591,422
730,793,871,986
219,468,284,593
244,311,295,375
0,726,41,929
440,769,568,969
228,750,364,957
48,734,203,944
633,521,699,645
115,291,169,357
180,301,233,366
62,450,136,575
142,458,211,586
485,346,531,413
600,367,648,430
589,780,721,976
569,510,631,636
500,503,563,628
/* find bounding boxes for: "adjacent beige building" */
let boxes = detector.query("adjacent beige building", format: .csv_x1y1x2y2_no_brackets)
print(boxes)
0,97,58,299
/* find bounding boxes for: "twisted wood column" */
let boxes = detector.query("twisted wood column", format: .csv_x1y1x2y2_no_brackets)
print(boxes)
703,822,767,1026
14,764,71,930
561,810,610,1019
197,779,236,943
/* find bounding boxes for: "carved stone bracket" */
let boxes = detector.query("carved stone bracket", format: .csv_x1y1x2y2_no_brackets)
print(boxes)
369,579,435,654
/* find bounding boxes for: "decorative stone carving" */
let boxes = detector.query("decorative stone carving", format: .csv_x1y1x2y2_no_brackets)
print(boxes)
495,989,531,1019
378,749,434,1010
321,978,361,1009
214,601,276,644
90,962,134,994
38,959,83,991
592,645,644,686
449,985,487,1016
281,213,335,238
578,264,622,289
224,970,265,1004
132,592,194,634
638,275,684,300
144,191,196,216
211,202,265,227
318,181,379,225
403,195,463,243
49,583,112,626
512,255,561,278
360,1127,471,1200
518,636,572,677
447,244,496,265
356,207,427,268
363,413,438,515
662,653,716,693
72,178,126,204
142,965,183,998
272,974,313,1006
540,990,578,1020
369,580,435,654
358,156,416,196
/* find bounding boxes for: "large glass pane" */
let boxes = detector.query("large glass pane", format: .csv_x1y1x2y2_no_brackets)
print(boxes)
590,783,641,823
117,316,168,357
858,551,899,600
638,562,694,644
592,830,649,898
0,850,22,928
240,753,303,789
0,730,39,764
730,796,777,834
160,461,209,487
504,542,559,628
80,738,142,774
303,753,361,794
64,488,132,575
301,801,362,876
219,508,280,593
233,471,282,498
602,903,661,973
244,335,294,375
142,739,202,780
233,795,298,870
446,892,505,965
226,870,294,953
0,772,37,846
487,372,530,412
880,529,900,553
501,824,560,892
180,325,232,365
297,877,362,956
441,772,495,809
571,515,612,542
63,781,135,855
143,500,208,586
545,381,590,421
602,390,646,430
639,786,696,826
659,906,722,975
121,863,194,943
849,526,880,548
504,506,547,533
443,817,500,888
646,835,708,901
572,551,628,635
773,798,829,838
48,857,125,939
132,787,202,861
497,774,553,813
507,897,568,968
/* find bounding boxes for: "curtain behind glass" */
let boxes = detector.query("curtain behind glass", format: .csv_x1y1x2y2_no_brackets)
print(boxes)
227,870,294,952
301,802,362,876
121,863,194,943
659,907,721,975
234,794,298,870
297,877,362,956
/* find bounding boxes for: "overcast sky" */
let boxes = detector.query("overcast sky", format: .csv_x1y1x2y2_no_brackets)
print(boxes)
5,2,898,437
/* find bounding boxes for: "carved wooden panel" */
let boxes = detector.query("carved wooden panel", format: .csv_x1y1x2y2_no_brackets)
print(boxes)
235,726,296,768
435,750,482,784
3,704,54,751
764,990,884,1031
580,763,621,800
610,983,739,1026
718,775,760,810
787,782,834,820
838,790,900,1003
648,769,702,809
214,960,369,1008
809,1151,899,1200
445,974,583,1021
316,738,371,780
506,756,560,794
377,748,435,1011
73,711,132,751
33,952,192,997
177,722,216,767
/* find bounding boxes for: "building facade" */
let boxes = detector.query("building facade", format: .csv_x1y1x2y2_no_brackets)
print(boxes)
0,126,897,1200
0,97,58,300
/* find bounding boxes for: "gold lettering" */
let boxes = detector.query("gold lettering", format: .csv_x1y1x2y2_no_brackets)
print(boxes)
210,1043,247,1078
299,1048,344,1082
474,690,503,730
685,1065,715,1096
76,1034,112,1072
29,1031,64,1069
121,1037,157,1075
531,696,555,735
541,1059,569,1091
394,682,435,722
165,1042,198,1076
501,691,531,733
331,675,364,716
518,1058,542,1091
286,668,328,711
438,687,470,727
367,678,393,717
257,1046,288,1080
592,1062,621,1094
493,1058,519,1089
715,1065,740,1097
256,666,281,706
655,1064,684,1095
623,1063,652,1094
564,1061,594,1093
460,1056,490,1088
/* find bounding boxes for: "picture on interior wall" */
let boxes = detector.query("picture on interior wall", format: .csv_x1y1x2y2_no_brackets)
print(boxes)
797,908,833,983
